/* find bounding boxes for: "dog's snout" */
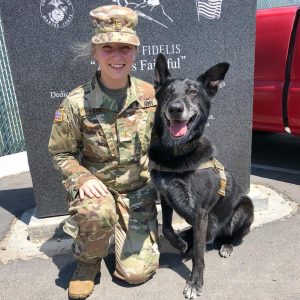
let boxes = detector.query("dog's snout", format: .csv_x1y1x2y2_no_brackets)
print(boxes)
168,102,184,117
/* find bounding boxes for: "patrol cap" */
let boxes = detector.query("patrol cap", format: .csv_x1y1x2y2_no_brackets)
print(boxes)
90,5,140,46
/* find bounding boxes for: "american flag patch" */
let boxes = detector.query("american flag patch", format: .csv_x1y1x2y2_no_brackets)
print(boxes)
54,109,63,122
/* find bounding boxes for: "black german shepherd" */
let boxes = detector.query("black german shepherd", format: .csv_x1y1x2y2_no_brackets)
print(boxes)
149,53,254,299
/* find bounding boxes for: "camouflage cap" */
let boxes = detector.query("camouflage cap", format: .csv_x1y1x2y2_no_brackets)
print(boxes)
90,5,140,46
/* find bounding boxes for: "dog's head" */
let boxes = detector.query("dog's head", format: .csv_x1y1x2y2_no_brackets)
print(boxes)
153,53,229,147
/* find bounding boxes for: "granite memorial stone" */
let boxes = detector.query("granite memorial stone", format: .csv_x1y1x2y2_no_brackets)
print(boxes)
1,0,257,217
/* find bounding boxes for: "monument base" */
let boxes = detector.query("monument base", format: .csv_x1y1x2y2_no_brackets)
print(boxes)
27,209,68,243
26,184,290,243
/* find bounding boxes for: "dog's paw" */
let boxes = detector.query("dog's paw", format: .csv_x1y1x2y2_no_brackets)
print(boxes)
219,244,233,258
183,282,202,299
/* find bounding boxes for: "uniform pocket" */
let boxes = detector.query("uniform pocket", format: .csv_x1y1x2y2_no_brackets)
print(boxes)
81,117,112,161
117,184,158,234
128,182,158,212
128,186,158,237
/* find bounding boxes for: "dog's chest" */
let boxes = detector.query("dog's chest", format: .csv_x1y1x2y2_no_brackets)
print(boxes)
151,170,175,192
151,170,195,222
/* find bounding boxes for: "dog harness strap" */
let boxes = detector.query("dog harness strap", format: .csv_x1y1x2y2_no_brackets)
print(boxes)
148,160,163,172
194,158,227,196
148,158,227,196
209,158,227,197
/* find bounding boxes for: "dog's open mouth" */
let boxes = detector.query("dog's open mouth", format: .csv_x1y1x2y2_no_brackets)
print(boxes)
165,114,197,138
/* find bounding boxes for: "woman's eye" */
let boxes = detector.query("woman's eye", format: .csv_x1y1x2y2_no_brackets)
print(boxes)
102,46,112,52
121,46,133,53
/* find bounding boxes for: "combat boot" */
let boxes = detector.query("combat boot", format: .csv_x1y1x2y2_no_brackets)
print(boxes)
68,259,101,299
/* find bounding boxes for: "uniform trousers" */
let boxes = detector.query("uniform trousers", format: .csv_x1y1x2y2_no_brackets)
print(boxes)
63,183,160,284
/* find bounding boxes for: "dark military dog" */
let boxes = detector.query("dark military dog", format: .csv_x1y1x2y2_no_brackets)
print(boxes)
149,54,254,299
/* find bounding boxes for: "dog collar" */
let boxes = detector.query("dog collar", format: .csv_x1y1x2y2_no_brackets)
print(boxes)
172,138,199,156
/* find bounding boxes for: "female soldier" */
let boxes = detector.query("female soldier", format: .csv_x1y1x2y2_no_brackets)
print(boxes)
48,5,159,299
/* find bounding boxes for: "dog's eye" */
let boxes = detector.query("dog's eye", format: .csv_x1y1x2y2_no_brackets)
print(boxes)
165,88,173,96
188,89,197,95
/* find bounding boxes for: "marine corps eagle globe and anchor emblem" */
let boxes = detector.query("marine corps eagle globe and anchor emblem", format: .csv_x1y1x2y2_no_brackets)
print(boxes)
40,0,74,28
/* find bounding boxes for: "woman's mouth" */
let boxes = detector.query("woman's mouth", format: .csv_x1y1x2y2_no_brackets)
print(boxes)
109,64,125,69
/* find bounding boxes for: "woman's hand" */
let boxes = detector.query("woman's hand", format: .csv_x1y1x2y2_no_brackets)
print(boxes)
79,179,109,200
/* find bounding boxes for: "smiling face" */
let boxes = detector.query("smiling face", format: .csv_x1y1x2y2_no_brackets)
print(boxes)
93,43,137,89
163,79,206,139
154,53,229,147
156,78,210,145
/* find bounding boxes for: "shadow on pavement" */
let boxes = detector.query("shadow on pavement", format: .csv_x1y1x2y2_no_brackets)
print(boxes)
251,131,300,185
52,253,74,291
0,188,35,219
0,172,35,241
0,186,36,240
39,231,193,292
251,167,300,185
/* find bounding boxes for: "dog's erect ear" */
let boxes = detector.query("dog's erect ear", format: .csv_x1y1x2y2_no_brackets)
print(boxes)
197,62,230,97
154,53,171,91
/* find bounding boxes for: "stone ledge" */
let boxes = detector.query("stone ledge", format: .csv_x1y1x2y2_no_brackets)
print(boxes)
27,204,189,243
27,210,68,243
0,184,297,264
27,184,298,243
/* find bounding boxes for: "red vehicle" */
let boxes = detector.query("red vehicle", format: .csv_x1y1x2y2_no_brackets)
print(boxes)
254,2,300,135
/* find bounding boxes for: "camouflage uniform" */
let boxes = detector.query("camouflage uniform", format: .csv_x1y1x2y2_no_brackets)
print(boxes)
48,73,159,284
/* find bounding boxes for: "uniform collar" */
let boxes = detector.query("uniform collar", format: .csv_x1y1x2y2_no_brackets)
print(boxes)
89,71,143,112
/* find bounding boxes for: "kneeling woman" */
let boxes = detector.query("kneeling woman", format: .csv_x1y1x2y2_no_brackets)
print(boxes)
48,5,159,299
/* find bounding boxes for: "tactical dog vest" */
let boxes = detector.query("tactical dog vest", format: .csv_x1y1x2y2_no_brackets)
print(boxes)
148,157,227,197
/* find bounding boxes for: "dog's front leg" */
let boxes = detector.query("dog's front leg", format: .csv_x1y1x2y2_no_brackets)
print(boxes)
161,199,188,253
183,208,207,299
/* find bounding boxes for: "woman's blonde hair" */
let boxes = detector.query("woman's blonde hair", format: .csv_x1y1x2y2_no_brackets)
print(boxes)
71,41,94,63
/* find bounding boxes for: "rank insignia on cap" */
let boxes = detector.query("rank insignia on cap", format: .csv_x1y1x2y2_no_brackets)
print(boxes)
113,18,122,31
54,109,64,122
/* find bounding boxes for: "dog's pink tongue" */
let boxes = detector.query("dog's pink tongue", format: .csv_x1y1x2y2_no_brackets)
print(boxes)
170,120,188,137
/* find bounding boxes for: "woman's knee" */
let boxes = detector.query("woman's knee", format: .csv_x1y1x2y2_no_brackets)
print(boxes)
67,192,119,237
72,193,118,224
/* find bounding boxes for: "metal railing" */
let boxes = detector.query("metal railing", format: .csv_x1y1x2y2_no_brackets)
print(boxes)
0,17,25,157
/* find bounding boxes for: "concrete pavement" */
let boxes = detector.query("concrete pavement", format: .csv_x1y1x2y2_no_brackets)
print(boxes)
0,172,34,241
0,213,300,300
0,170,300,300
